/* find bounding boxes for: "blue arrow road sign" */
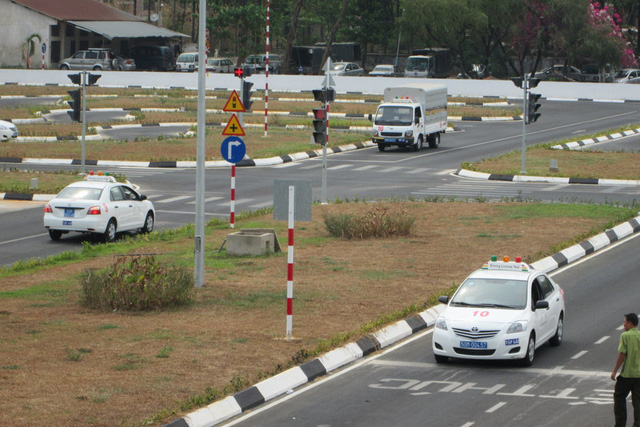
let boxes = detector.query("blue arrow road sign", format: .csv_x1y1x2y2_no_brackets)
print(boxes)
221,136,246,164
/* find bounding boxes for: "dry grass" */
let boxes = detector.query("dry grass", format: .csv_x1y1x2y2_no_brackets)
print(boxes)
0,201,633,426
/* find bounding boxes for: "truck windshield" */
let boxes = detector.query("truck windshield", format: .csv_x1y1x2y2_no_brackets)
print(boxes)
406,57,431,71
375,106,413,126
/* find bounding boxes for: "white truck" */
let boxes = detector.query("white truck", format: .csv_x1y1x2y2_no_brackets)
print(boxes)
371,83,447,152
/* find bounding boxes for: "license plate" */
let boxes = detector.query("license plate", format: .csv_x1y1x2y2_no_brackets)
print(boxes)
505,338,519,346
64,208,75,217
63,220,72,225
460,341,488,349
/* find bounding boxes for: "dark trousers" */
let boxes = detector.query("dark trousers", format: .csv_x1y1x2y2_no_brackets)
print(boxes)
614,376,640,427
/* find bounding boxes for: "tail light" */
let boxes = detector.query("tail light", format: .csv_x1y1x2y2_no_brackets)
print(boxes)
87,205,101,215
44,204,52,213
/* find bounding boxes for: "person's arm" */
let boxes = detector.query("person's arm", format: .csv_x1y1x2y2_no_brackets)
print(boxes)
612,352,626,380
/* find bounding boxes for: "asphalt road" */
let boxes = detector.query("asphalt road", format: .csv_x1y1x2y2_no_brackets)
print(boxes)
224,233,640,426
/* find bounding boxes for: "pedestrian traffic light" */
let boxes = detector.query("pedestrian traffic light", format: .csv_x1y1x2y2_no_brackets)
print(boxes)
242,81,254,111
312,107,327,144
87,73,101,86
312,88,336,103
527,93,542,124
67,89,81,122
234,67,244,78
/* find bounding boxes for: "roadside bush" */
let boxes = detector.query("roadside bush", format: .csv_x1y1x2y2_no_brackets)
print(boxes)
323,205,415,239
80,255,194,311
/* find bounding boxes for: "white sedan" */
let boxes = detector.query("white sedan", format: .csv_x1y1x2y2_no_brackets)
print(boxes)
432,256,565,366
44,174,155,242
0,120,18,141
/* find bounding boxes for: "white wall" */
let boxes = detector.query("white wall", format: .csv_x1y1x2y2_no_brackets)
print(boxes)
1,69,640,101
0,0,55,68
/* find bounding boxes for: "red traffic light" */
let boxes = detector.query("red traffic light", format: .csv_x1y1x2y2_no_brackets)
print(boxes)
312,108,326,120
234,67,244,78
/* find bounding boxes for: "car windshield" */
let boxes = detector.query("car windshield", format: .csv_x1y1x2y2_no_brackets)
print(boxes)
374,66,392,72
332,64,346,71
375,106,413,126
56,187,103,200
406,57,430,71
450,278,528,309
615,69,632,78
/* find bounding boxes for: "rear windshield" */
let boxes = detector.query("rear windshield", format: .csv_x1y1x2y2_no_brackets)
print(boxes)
56,187,103,200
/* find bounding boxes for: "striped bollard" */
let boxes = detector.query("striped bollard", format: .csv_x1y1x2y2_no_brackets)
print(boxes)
286,185,295,340
264,0,270,137
230,165,236,228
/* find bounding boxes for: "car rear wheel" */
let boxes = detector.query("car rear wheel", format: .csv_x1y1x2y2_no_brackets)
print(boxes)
142,212,154,233
103,219,117,243
520,334,535,367
48,230,62,241
59,64,69,70
549,316,564,346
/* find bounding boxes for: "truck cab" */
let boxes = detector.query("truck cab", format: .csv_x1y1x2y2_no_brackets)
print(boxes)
404,55,434,78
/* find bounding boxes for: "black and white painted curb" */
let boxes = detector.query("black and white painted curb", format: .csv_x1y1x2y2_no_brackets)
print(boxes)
166,213,640,426
550,127,640,150
456,168,640,186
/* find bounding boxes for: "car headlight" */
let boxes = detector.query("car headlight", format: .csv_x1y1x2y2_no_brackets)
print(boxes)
507,320,528,334
404,130,413,137
435,316,448,331
373,129,379,137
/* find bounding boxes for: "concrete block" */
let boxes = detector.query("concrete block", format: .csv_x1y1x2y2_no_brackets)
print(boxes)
226,229,277,256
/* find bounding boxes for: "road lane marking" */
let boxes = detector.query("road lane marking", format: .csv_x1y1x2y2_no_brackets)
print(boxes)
0,233,49,245
485,402,506,413
572,350,588,360
352,165,377,171
156,195,191,203
595,336,610,345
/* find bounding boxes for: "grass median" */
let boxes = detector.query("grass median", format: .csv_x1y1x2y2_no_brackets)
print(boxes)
1,199,638,425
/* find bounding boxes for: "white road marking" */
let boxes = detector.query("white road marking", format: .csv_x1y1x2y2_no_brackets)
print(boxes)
327,164,352,170
156,195,191,203
0,233,49,245
572,350,588,360
352,165,377,171
595,336,610,345
405,168,430,174
485,402,506,413
378,166,404,173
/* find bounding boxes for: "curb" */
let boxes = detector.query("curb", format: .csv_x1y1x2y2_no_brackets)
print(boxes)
167,213,640,426
456,168,640,186
550,127,640,150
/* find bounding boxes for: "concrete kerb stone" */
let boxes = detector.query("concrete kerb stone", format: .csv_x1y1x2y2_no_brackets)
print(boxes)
456,168,640,187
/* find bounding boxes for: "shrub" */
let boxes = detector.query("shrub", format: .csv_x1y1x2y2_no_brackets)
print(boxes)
80,255,194,311
323,205,415,239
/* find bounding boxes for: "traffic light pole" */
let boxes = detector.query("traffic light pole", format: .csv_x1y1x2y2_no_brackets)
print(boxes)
321,86,328,205
521,75,527,174
81,71,87,175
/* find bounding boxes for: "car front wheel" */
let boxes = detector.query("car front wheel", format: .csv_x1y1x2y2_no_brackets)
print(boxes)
103,219,117,243
549,316,563,346
142,212,154,233
59,64,70,70
520,334,535,367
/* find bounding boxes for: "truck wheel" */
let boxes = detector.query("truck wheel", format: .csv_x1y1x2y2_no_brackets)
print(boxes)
428,133,440,148
413,136,423,151
378,144,385,152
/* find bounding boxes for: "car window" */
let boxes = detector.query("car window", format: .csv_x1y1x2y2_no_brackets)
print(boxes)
57,186,103,200
120,186,139,201
85,51,98,60
537,276,555,299
72,52,84,59
110,186,125,201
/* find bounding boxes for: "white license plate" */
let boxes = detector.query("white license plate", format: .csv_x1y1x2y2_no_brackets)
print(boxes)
460,341,488,349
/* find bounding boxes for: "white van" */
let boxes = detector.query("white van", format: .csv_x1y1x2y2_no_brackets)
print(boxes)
176,52,199,72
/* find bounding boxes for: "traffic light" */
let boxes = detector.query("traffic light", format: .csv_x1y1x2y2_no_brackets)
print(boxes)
528,78,541,88
87,73,101,86
312,107,327,144
527,93,541,124
234,67,244,78
68,73,81,85
242,81,254,111
312,88,336,103
67,90,81,122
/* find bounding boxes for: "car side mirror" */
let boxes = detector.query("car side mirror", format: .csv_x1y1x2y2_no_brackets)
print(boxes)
367,113,372,121
140,195,147,201
534,300,549,310
438,295,449,304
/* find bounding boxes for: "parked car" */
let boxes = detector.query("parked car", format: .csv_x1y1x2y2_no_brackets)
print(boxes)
578,63,614,82
58,48,117,71
369,64,401,77
176,52,199,72
114,55,136,71
242,54,283,74
43,173,155,242
130,45,175,71
0,119,18,141
533,65,583,81
328,62,364,76
615,68,640,83
206,57,234,73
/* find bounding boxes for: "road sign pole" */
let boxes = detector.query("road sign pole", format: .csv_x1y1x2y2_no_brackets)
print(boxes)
230,165,236,228
194,0,207,288
521,75,527,174
81,71,87,175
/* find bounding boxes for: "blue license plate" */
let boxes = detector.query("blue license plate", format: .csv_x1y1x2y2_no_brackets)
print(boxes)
64,208,75,217
63,220,72,226
460,341,488,349
384,138,396,142
505,338,519,346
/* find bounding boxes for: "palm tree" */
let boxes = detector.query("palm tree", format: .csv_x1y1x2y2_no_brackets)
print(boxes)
22,33,42,69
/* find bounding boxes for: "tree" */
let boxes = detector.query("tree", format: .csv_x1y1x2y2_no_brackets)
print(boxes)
22,33,41,69
340,0,395,68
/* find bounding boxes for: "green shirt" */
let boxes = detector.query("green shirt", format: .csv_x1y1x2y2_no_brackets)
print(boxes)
618,328,640,378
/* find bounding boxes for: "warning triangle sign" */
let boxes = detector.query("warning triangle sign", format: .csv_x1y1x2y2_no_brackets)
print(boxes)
223,90,245,112
222,114,245,136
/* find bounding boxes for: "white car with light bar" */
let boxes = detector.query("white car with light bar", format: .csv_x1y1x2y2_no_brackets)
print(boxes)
43,173,155,242
432,256,565,366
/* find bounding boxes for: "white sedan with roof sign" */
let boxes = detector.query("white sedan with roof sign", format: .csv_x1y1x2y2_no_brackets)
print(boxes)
432,256,565,366
43,173,155,242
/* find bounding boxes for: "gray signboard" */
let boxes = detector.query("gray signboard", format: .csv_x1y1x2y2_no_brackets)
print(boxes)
273,180,312,222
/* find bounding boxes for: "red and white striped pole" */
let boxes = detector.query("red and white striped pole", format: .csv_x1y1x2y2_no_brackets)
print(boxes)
264,0,270,137
42,52,45,70
230,165,236,228
286,185,295,340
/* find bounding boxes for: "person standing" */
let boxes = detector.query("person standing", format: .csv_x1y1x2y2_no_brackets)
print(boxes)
611,313,640,427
